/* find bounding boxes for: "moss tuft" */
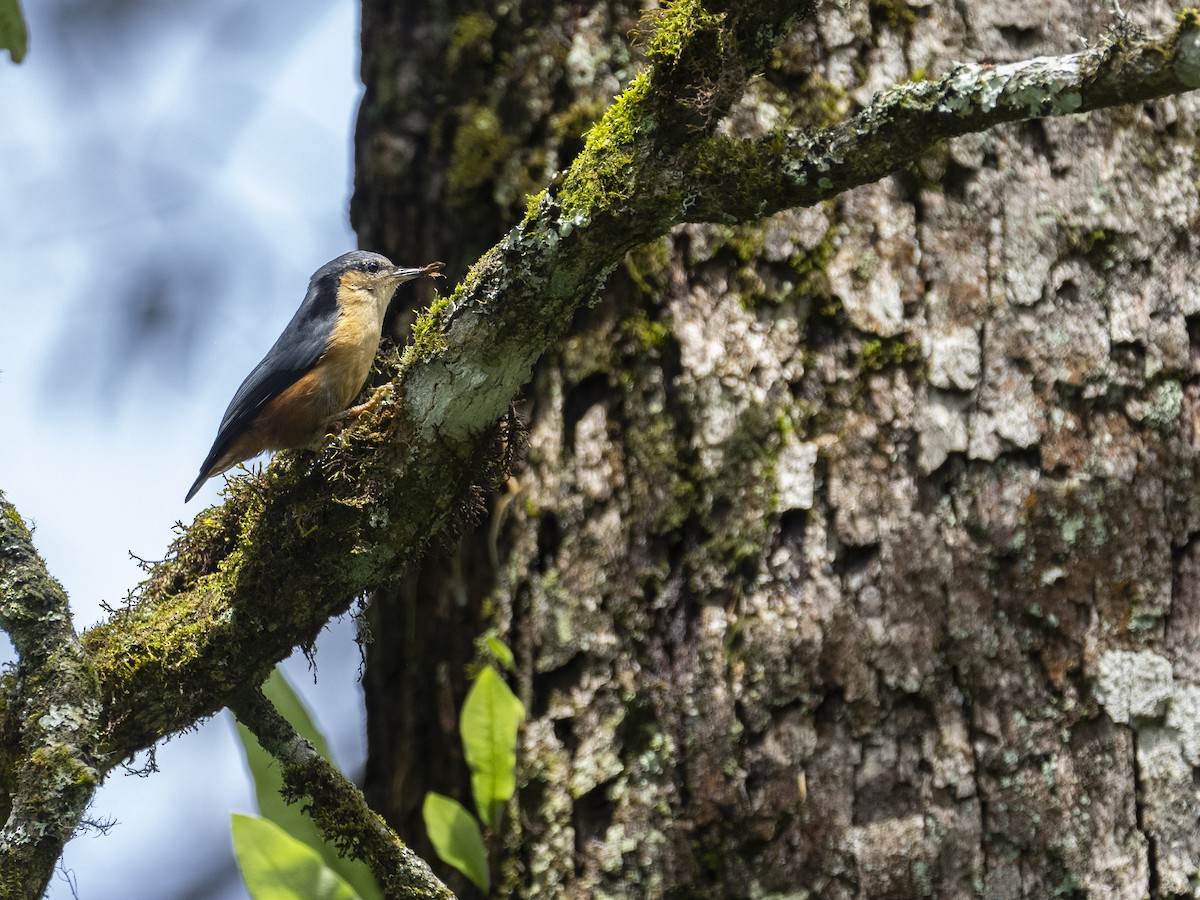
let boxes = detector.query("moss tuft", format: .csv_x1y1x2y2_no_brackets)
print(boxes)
522,190,547,229
1061,224,1118,266
403,294,454,366
859,337,921,372
787,228,837,301
624,239,673,297
868,0,918,31
447,104,513,201
624,314,671,351
559,72,653,218
446,13,497,72
643,0,725,61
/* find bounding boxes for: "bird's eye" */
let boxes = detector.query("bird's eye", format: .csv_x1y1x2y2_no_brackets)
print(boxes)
365,260,381,274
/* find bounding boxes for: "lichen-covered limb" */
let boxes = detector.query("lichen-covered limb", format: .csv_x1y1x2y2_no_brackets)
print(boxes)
687,13,1200,222
0,493,104,898
230,688,455,900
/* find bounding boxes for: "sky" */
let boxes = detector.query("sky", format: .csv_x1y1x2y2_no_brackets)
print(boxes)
0,1,375,896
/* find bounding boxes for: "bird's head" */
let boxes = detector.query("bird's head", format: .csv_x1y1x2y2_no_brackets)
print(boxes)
327,251,441,313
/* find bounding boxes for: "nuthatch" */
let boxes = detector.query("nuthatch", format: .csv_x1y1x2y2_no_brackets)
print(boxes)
185,250,445,502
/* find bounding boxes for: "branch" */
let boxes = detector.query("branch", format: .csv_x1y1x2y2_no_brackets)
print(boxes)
77,0,820,760
230,688,455,900
0,494,103,897
685,13,1200,222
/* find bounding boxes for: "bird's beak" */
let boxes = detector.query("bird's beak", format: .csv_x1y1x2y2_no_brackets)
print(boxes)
390,261,445,283
390,266,427,283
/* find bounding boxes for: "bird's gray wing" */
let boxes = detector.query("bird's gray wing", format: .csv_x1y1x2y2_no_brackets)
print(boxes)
196,272,340,474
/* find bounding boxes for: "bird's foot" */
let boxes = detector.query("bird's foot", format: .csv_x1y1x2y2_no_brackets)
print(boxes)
326,383,397,434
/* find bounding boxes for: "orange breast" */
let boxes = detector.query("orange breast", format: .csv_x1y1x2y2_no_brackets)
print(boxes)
321,287,385,409
202,280,386,476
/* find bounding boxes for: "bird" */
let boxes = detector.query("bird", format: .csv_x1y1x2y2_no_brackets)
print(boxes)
185,250,445,502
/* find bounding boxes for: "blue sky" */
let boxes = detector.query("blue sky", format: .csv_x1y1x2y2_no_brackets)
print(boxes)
1,1,378,895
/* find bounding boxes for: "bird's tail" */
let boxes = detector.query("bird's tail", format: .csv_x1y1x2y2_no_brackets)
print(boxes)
184,469,209,502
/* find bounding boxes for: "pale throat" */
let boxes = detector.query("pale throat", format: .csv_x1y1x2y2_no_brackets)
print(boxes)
323,281,393,406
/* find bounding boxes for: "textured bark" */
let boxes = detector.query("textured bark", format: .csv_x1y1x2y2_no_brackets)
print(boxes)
355,1,1200,898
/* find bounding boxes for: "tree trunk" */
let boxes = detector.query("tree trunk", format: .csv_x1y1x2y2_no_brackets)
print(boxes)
354,1,1200,896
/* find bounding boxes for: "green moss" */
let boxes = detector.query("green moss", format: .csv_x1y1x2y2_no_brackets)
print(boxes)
644,0,724,61
859,337,921,372
402,294,453,366
723,223,766,264
522,189,547,229
660,479,699,535
815,295,844,320
776,413,796,440
789,74,851,130
1,502,30,541
625,314,671,351
868,0,918,31
624,238,672,297
446,103,512,199
548,98,606,143
624,405,699,537
787,229,837,301
1061,224,1117,264
687,135,771,225
558,71,653,218
700,405,780,575
31,742,97,786
446,12,497,72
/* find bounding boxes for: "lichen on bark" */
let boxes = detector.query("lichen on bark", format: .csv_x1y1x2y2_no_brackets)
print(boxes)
353,1,1200,897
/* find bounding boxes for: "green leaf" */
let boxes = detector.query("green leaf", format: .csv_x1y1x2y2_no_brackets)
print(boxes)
484,635,516,672
421,792,490,893
0,0,26,64
232,814,361,900
460,665,524,830
233,669,382,900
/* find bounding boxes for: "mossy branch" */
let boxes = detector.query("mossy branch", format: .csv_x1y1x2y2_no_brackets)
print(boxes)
230,688,456,900
77,0,822,762
0,493,103,898
683,12,1200,223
